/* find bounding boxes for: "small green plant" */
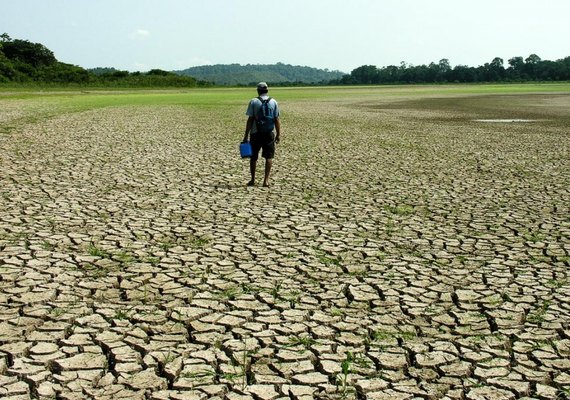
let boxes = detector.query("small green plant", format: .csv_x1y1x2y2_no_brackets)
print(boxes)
527,300,551,324
220,286,241,301
17,233,31,250
318,253,341,267
41,240,56,251
384,219,396,236
330,307,344,317
88,244,110,258
287,335,317,349
501,291,512,302
145,256,160,266
82,263,116,278
424,305,437,314
51,307,67,317
221,371,243,383
188,235,210,249
336,351,356,398
114,251,135,264
523,230,545,243
240,347,250,390
485,294,503,305
142,284,151,304
385,204,415,216
529,339,554,350
224,337,255,390
270,280,283,299
114,308,130,320
285,290,301,306
159,240,174,251
162,350,177,364
303,192,314,201
240,282,257,294
546,279,567,289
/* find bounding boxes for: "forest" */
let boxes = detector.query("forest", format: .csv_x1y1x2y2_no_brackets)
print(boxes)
0,34,207,87
1,33,569,87
335,56,570,85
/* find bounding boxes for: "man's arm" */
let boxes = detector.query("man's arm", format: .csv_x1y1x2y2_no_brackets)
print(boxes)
275,117,281,143
244,116,255,142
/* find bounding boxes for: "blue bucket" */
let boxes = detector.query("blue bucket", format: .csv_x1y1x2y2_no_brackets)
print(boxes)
240,141,252,158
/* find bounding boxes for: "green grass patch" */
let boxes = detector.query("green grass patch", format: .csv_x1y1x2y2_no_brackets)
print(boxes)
385,204,415,216
527,300,552,324
2,83,570,124
187,235,210,249
523,230,546,243
318,253,341,267
87,244,110,258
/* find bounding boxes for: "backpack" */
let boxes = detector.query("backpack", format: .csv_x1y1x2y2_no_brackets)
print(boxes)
255,97,276,134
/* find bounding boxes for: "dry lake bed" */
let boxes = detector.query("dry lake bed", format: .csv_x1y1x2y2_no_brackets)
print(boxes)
1,85,569,399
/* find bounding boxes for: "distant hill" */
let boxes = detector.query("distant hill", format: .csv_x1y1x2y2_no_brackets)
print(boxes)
175,62,346,85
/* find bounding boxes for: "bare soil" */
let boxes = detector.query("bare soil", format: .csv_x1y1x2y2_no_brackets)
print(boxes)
0,90,569,399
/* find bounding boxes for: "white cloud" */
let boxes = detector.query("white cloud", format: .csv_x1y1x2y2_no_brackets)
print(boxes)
130,29,150,40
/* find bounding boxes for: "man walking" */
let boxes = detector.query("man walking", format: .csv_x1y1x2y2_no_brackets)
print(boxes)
243,82,281,187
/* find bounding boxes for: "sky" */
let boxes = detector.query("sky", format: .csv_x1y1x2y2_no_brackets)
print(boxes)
2,0,569,73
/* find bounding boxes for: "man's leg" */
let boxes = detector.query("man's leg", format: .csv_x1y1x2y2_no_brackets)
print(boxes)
263,158,273,187
248,158,257,186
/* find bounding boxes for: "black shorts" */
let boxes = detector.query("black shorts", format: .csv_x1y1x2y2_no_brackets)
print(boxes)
250,131,275,160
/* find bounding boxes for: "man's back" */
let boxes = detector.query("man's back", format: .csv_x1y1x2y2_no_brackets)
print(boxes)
246,95,279,134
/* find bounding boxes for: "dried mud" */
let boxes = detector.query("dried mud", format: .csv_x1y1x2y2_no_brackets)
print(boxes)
0,91,569,399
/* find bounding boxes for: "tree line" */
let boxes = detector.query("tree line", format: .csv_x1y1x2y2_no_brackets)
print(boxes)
334,55,570,85
2,33,568,87
0,34,209,87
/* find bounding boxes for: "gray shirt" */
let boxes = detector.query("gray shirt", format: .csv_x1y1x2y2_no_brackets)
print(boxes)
246,95,280,134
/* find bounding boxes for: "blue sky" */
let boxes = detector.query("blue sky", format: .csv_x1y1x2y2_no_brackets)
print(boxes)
2,0,569,73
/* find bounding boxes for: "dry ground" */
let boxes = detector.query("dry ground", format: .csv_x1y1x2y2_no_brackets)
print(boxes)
0,88,569,399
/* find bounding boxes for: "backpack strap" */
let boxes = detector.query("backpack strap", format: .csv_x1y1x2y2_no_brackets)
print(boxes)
256,97,273,118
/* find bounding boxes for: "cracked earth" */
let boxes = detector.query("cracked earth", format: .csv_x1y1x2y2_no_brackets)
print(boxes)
0,89,569,399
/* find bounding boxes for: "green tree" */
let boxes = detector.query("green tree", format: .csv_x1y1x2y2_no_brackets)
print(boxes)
490,57,505,80
438,59,451,79
350,65,379,84
0,49,17,82
2,38,56,67
449,65,478,82
507,56,525,80
38,62,90,83
147,69,173,76
524,54,542,79
525,54,541,65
